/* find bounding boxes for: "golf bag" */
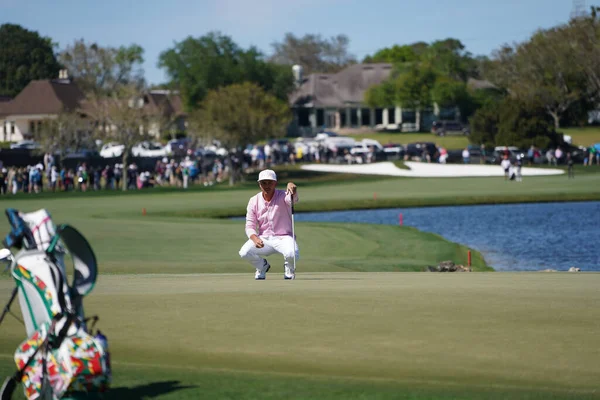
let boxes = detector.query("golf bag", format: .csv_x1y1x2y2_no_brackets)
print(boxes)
0,208,110,400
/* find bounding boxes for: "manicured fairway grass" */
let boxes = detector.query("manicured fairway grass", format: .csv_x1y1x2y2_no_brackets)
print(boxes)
561,127,600,147
351,131,471,149
351,126,600,148
1,273,599,399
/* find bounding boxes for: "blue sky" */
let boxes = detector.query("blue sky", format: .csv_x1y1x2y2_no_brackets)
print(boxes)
1,0,574,84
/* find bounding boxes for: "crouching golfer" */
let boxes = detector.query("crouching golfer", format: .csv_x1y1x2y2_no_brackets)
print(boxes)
239,169,299,280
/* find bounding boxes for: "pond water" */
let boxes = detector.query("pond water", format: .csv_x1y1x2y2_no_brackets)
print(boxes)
292,201,600,271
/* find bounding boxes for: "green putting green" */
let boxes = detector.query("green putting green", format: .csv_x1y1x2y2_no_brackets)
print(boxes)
1,273,599,399
0,171,599,399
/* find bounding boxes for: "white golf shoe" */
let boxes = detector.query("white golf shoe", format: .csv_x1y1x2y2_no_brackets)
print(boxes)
284,262,295,280
255,259,270,280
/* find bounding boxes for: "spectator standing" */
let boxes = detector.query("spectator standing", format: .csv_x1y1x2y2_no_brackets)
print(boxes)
22,167,29,193
60,167,66,191
264,143,272,167
462,147,470,164
30,166,42,193
114,164,122,189
527,146,535,166
7,167,16,195
78,164,88,192
501,155,511,180
546,149,554,165
515,155,523,182
0,168,6,195
438,147,448,164
93,167,101,190
50,166,58,191
589,145,597,166
567,152,575,178
555,147,563,164
480,144,487,164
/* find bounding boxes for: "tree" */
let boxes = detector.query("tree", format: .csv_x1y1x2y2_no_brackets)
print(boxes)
58,41,159,171
0,24,61,97
364,39,478,81
83,85,153,190
58,39,145,95
395,65,437,109
431,77,476,121
496,100,562,149
159,32,293,110
564,9,600,106
363,39,481,125
469,98,563,149
469,101,500,147
363,44,420,64
432,77,469,108
365,80,396,108
485,27,585,130
32,112,92,159
269,33,356,74
192,82,291,185
424,39,478,82
236,49,294,102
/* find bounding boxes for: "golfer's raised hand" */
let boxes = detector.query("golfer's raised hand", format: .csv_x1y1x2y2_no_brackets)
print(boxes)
286,182,297,195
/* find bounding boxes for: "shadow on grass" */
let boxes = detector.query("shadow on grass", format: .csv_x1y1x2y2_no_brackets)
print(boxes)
108,380,196,399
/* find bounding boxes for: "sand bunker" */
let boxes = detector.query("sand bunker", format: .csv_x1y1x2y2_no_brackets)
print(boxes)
301,161,564,178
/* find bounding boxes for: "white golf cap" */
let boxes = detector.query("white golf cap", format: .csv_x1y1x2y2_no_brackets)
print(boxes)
257,169,277,182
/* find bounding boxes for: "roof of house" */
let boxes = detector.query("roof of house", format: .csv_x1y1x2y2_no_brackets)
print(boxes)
0,79,85,117
334,63,394,103
0,98,10,118
0,82,186,120
145,90,186,118
289,63,394,108
290,65,498,108
290,73,338,108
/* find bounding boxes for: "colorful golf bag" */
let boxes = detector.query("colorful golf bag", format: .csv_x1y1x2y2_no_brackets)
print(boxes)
0,208,110,400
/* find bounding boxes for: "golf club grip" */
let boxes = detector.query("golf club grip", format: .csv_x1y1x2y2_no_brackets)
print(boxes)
288,191,295,214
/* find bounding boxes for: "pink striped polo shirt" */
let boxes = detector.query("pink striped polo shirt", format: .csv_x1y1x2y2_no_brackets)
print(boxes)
245,189,299,239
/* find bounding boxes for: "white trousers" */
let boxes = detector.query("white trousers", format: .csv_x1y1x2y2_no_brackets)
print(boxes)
239,235,299,271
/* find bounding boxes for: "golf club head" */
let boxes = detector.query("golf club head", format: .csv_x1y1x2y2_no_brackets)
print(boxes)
0,248,13,275
0,376,17,400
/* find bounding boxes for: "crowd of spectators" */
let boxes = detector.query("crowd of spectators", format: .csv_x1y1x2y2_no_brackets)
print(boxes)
1,139,598,196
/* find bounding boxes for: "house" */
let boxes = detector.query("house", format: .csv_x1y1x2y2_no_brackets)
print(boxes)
0,72,85,142
142,90,187,137
288,64,495,135
289,63,433,134
0,71,186,143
